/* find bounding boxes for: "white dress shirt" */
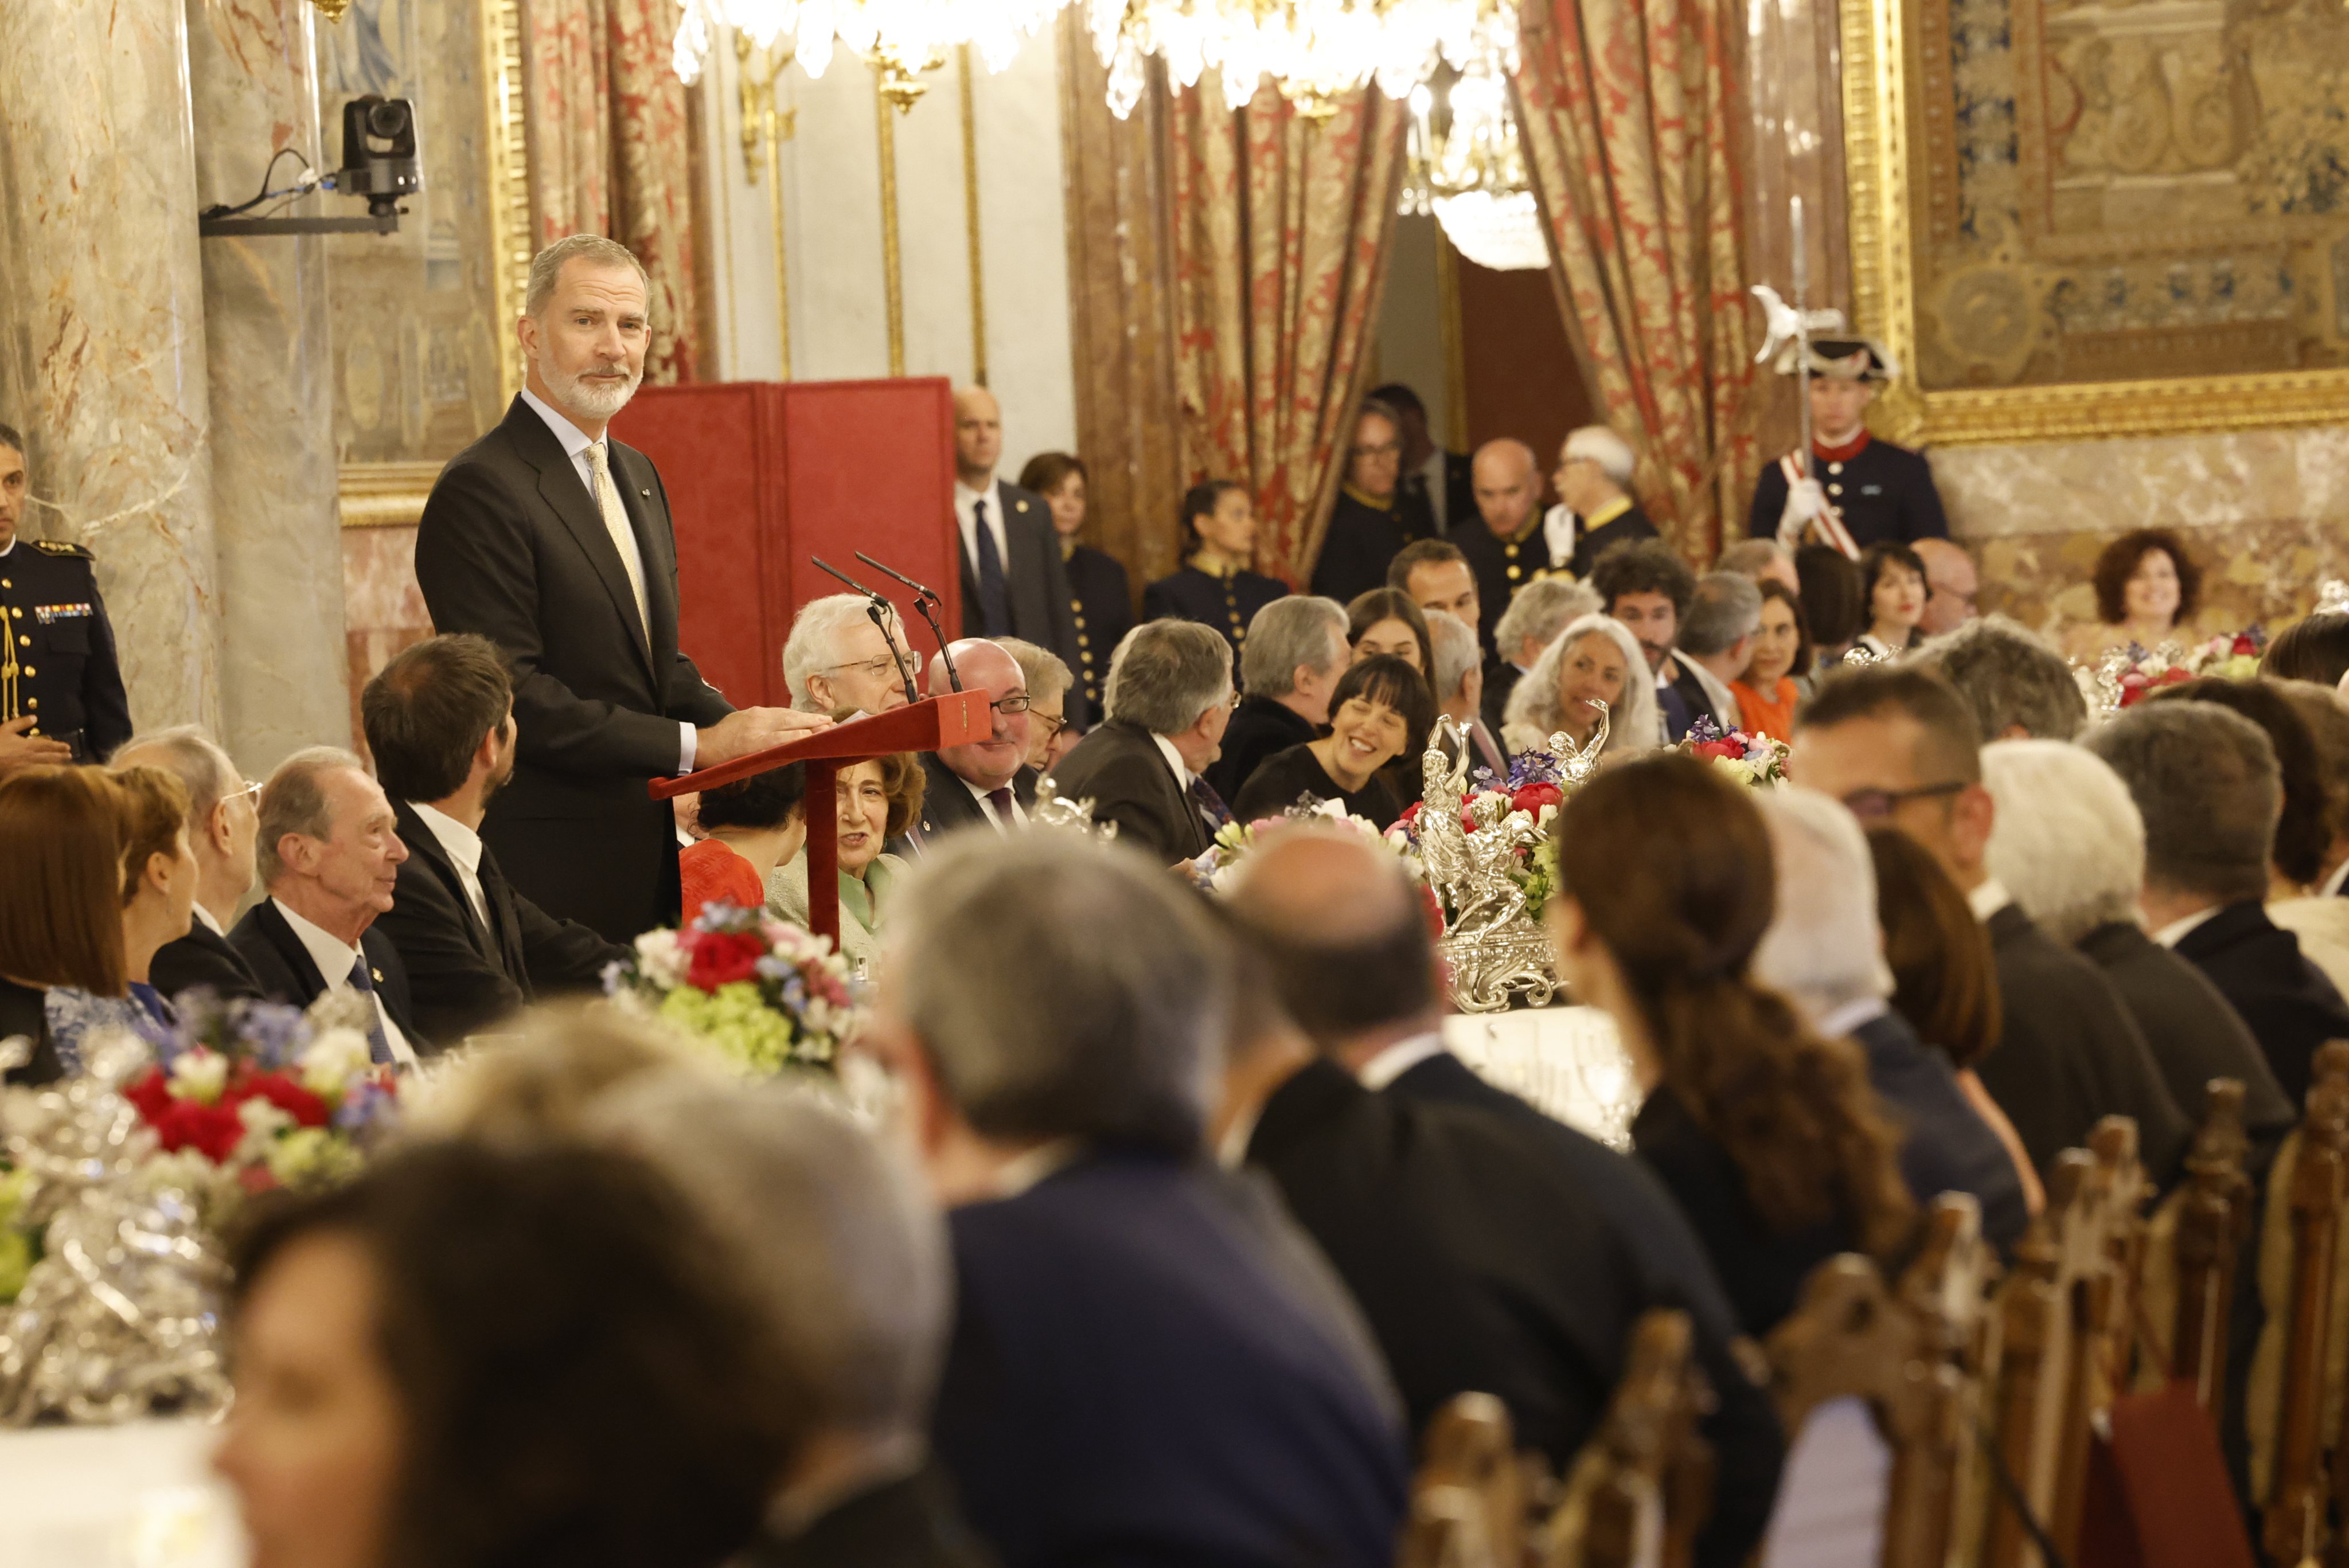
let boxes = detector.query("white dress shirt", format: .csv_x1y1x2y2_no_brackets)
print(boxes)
1813,997,1890,1040
520,386,697,776
271,898,418,1065
408,801,490,929
1966,875,2014,924
1152,732,1193,791
953,479,1011,578
1355,1030,1449,1090
960,773,1028,830
2321,859,2349,899
2151,906,2223,949
191,902,227,938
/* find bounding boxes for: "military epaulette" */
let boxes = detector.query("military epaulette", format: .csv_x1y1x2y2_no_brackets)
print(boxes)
30,539,93,560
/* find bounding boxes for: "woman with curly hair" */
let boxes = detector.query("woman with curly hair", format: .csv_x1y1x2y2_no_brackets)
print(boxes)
767,752,925,971
2064,527,2202,660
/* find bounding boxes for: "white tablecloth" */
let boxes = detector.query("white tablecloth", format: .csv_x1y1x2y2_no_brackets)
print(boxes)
1443,1004,1638,1149
0,1419,244,1568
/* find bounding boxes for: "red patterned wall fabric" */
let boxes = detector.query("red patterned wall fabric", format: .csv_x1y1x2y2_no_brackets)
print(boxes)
522,0,701,384
1168,81,1407,589
1512,0,1757,558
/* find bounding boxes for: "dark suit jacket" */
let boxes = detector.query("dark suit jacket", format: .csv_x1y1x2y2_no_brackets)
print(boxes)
415,397,735,943
1384,1050,1784,1568
1567,502,1662,580
908,754,1039,850
957,481,1086,725
1041,719,1213,865
374,801,627,1044
738,1467,996,1568
1203,694,1318,808
2171,901,2349,1109
1061,544,1133,723
1310,487,1433,605
149,918,266,1006
1977,903,2188,1182
229,899,427,1053
1482,661,1524,736
0,976,64,1086
1851,1009,2028,1252
933,1151,1407,1568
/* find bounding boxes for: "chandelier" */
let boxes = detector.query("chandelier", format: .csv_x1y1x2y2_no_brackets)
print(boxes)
671,0,1058,105
1398,51,1547,271
1086,0,1520,121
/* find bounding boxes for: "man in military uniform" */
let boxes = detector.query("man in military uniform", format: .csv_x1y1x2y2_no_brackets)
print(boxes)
1747,339,1948,554
0,421,131,768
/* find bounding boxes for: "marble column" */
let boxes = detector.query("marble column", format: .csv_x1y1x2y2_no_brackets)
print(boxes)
0,0,221,737
188,0,351,769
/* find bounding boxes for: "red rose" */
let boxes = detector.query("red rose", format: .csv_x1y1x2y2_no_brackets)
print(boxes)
685,930,767,991
151,1100,248,1163
2156,668,2191,688
1692,739,1743,762
123,1068,173,1124
1398,800,1423,827
1509,782,1564,814
228,1072,331,1129
2233,635,2257,656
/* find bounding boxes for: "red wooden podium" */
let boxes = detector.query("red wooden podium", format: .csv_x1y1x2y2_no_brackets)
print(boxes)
650,693,989,947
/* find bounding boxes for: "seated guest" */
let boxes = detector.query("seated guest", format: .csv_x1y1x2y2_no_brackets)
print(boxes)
909,640,1038,846
1714,537,1802,596
598,1078,993,1568
1676,572,1762,732
1915,538,1981,636
1793,666,2187,1179
1591,539,1715,742
1020,451,1130,722
1425,609,1507,775
1547,425,1660,580
1855,540,1929,659
782,595,917,717
232,748,425,1063
1485,577,1601,735
2086,700,2349,1107
1499,613,1656,758
1865,824,2043,1217
681,765,810,927
2065,527,2200,662
1044,620,1233,863
1980,737,2295,1162
1915,614,2086,741
2269,683,2349,967
1346,586,1434,678
1232,656,1433,827
996,636,1078,773
364,635,630,1042
2262,609,2349,690
768,755,918,971
45,764,196,1068
1731,581,1811,742
1750,785,2029,1252
1225,828,1786,1568
0,765,119,1082
1204,595,1350,807
1796,543,1866,665
1142,481,1287,664
1387,538,1482,649
1311,398,1433,604
216,1140,801,1568
1549,753,1917,1335
115,726,266,1003
868,834,1409,1568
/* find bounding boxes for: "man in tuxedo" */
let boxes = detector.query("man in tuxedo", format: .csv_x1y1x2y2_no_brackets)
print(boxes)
906,640,1037,848
1223,829,1784,1568
415,234,825,943
951,389,1083,722
1310,400,1434,604
1370,382,1472,535
1484,577,1599,737
2089,700,2349,1108
1425,611,1507,777
1793,665,2189,1180
1205,595,1348,807
114,726,264,1003
1917,615,2087,741
1593,540,1717,744
867,833,1408,1568
231,748,425,1063
361,635,629,1045
1043,620,1232,864
783,594,918,717
1675,573,1761,733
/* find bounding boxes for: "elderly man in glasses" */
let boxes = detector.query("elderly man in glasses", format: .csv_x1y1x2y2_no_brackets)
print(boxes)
112,725,268,1003
782,593,919,718
1790,663,2188,1186
900,638,1041,851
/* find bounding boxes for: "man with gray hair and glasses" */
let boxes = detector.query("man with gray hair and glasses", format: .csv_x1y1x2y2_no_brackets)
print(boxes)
1046,620,1236,863
866,833,1407,1568
114,725,266,1002
782,594,916,717
1204,595,1349,805
1917,614,2086,741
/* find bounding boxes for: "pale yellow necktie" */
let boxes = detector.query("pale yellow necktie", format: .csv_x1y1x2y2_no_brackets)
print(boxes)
584,441,650,641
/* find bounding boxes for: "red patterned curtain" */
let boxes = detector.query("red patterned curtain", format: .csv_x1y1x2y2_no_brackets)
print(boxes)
522,0,701,383
1168,81,1408,588
1512,0,1757,557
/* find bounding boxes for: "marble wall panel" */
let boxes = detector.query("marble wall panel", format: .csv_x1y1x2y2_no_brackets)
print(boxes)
340,523,431,758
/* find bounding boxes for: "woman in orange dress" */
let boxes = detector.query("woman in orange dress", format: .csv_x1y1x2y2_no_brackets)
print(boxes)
1730,580,1810,742
678,763,807,926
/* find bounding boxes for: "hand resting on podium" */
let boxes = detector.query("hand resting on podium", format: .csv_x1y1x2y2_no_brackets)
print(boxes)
697,707,833,769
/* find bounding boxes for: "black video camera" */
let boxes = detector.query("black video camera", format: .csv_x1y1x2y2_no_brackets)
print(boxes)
339,96,422,218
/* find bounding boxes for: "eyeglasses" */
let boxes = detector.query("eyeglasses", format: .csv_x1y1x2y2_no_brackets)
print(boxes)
1029,709,1068,739
237,779,264,801
822,654,912,681
1353,441,1402,460
989,693,1034,716
1839,781,1967,822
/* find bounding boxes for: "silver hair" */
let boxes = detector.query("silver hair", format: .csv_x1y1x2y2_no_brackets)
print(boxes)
1917,614,2087,741
994,637,1074,706
887,832,1231,1152
1500,613,1657,755
1240,595,1349,699
1714,539,1792,578
525,234,650,319
256,745,368,886
1563,425,1637,487
2085,703,2278,905
1750,785,1896,1018
592,1076,950,1442
114,724,238,822
783,593,904,711
1980,738,2146,944
1493,577,1601,661
1106,619,1233,736
1425,609,1481,707
1679,572,1763,657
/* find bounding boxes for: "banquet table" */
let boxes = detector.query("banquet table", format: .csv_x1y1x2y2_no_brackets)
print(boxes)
1443,1003,1638,1149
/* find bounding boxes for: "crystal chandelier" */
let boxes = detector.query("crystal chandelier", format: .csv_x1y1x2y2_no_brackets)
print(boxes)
1398,51,1547,271
672,0,1059,105
1086,0,1520,122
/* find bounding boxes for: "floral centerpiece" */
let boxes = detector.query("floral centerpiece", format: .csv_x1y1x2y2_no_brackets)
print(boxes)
1387,750,1568,926
2083,628,2267,720
1680,717,1790,787
1187,796,1422,896
604,901,860,1075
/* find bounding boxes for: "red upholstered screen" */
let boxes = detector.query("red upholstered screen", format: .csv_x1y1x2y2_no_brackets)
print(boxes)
611,377,959,709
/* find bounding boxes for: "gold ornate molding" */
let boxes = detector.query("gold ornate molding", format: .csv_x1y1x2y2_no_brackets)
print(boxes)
876,68,907,376
337,462,442,529
482,0,531,407
1838,0,2349,448
958,44,988,387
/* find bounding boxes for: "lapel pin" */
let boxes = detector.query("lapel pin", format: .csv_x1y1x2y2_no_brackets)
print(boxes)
370,968,384,983
640,488,651,498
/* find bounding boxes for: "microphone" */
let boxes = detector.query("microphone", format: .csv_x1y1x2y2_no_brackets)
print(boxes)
854,551,962,694
810,556,920,707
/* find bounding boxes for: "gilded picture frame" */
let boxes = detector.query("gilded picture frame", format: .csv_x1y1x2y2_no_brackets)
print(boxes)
1839,0,2349,447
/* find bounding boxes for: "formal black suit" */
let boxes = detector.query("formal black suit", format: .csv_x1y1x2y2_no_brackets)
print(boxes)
373,801,626,1045
0,976,64,1086
1977,902,2188,1182
1060,543,1133,722
906,754,1039,851
957,480,1086,725
149,917,266,1006
415,396,735,943
2169,901,2349,1110
1383,1050,1784,1568
1040,718,1213,864
229,899,427,1053
1203,694,1318,808
738,1467,996,1568
932,1151,1408,1568
1406,448,1476,537
1851,1008,2028,1252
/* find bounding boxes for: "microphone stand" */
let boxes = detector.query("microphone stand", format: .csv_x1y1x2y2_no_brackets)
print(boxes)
810,556,920,707
854,550,962,693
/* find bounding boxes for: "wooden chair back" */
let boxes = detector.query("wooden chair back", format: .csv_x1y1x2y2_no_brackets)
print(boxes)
1538,1309,1712,1568
2261,1041,2349,1568
2135,1079,2252,1410
1399,1393,1525,1568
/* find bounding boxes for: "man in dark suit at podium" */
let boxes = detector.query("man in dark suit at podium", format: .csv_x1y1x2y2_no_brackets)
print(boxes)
415,235,826,942
951,388,1085,724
